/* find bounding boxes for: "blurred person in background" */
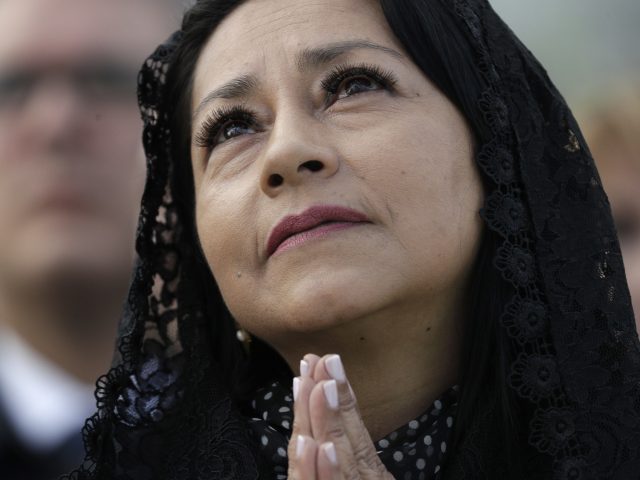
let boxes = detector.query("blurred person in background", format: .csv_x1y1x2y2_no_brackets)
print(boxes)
586,84,640,332
0,0,181,478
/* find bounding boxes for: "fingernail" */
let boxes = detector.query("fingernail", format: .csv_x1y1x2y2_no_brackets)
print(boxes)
323,380,339,409
322,442,338,466
296,435,306,458
300,359,310,377
293,377,300,402
325,354,346,382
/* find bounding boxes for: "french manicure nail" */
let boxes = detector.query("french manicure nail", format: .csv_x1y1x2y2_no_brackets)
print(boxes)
325,354,346,382
300,359,310,377
293,377,300,401
296,435,306,458
322,442,338,466
323,380,339,409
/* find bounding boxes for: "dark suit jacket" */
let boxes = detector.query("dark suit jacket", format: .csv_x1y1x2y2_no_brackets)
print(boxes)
0,399,84,480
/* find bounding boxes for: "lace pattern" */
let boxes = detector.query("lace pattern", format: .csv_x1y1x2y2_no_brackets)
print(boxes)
452,0,640,478
64,1,640,479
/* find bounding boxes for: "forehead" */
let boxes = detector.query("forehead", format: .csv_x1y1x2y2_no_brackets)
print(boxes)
0,0,172,68
194,0,399,89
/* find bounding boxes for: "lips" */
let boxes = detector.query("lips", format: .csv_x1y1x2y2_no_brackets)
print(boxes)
267,205,370,257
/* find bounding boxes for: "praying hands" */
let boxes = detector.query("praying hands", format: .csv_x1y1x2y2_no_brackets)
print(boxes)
287,354,395,480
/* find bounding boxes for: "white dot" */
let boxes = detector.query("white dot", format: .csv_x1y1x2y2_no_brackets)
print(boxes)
378,439,390,448
261,435,268,446
424,435,432,446
393,451,403,462
264,392,273,400
281,420,290,429
409,420,420,430
279,406,290,413
446,416,453,427
441,442,447,453
434,400,442,410
416,459,426,470
262,412,268,420
435,465,440,473
277,447,287,457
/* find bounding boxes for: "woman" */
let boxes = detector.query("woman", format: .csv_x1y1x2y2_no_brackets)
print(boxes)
66,0,640,479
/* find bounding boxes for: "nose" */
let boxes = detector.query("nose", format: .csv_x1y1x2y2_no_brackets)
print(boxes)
259,111,339,197
18,78,88,152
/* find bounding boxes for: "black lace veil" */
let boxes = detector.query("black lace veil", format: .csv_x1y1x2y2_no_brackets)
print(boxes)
65,0,640,479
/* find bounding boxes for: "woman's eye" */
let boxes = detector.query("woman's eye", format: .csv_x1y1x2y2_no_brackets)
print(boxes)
337,75,383,99
194,106,259,151
215,120,255,146
337,75,384,99
321,65,396,106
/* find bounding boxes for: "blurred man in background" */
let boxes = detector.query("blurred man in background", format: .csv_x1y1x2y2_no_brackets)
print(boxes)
0,0,181,478
586,85,640,333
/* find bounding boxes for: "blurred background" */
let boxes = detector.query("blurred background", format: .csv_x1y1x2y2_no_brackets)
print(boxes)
0,1,638,480
492,0,640,120
492,0,640,330
0,1,188,479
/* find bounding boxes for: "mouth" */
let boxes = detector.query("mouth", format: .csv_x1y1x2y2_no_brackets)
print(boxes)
266,205,371,257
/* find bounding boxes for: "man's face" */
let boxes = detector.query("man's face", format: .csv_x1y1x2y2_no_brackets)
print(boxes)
0,0,172,293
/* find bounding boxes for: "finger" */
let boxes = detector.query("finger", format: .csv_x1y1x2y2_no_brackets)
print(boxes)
317,442,341,480
290,374,315,444
318,354,355,398
315,355,387,473
287,434,318,480
301,353,321,378
308,379,356,477
312,354,332,381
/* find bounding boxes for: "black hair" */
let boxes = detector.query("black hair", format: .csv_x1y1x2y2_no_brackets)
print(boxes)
164,0,520,468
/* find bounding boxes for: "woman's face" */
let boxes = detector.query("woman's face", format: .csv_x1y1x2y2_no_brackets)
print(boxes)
190,0,483,348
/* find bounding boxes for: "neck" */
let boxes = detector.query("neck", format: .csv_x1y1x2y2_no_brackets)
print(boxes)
0,279,122,384
276,300,463,441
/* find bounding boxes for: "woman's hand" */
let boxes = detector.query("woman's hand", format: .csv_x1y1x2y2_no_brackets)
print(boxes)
287,354,395,480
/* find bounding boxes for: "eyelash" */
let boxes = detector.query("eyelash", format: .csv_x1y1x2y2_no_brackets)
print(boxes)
321,62,397,97
194,105,257,149
194,63,398,151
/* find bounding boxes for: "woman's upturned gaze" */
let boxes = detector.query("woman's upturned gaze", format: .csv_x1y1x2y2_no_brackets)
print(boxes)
65,0,640,479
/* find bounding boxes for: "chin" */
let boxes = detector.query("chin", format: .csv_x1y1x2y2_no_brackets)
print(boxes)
233,268,395,339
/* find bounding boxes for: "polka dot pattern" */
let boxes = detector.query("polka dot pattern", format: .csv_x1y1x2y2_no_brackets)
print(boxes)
373,385,458,479
247,382,459,479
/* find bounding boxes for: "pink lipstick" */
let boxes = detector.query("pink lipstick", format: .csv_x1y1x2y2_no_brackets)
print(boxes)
267,205,370,257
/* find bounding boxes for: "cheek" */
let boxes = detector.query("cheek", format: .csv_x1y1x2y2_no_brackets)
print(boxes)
350,109,483,284
194,179,259,293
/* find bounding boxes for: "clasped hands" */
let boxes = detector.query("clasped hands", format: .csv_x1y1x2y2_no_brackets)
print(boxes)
287,353,394,479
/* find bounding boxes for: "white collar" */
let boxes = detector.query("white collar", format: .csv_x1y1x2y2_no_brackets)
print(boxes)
0,326,96,452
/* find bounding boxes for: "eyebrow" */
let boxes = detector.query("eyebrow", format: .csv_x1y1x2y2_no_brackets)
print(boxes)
295,40,404,71
192,74,258,119
193,40,404,120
